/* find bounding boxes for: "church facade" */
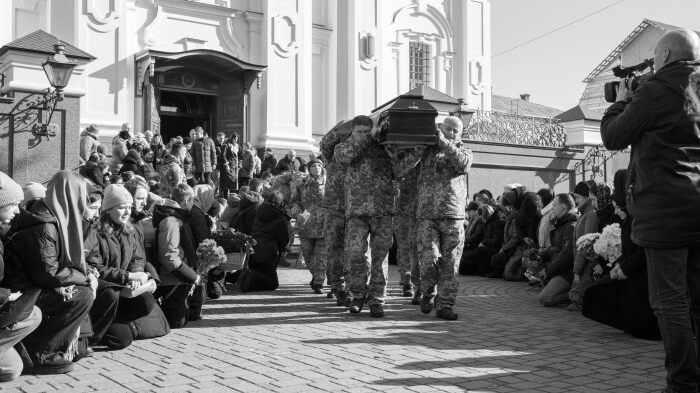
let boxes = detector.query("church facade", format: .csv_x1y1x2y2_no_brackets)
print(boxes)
1,0,491,152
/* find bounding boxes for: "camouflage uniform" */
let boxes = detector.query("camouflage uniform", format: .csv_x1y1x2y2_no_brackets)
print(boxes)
395,168,421,290
334,132,419,306
320,128,349,294
290,173,327,286
416,138,473,311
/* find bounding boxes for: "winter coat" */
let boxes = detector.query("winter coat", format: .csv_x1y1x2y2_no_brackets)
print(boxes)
274,155,305,175
501,210,527,253
79,161,106,189
320,128,347,213
110,136,129,174
1,201,90,291
217,142,238,190
540,212,577,283
150,142,166,170
190,137,217,174
130,211,149,266
334,132,417,218
157,155,186,198
505,186,540,241
250,203,290,265
96,223,144,285
0,234,40,330
79,129,100,163
573,202,599,275
480,214,505,249
229,192,263,235
290,174,326,238
464,216,485,247
601,60,700,249
261,155,278,175
119,151,142,175
239,150,255,178
152,201,198,286
415,139,473,220
186,205,212,248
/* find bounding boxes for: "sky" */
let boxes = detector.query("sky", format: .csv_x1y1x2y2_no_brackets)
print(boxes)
491,0,700,111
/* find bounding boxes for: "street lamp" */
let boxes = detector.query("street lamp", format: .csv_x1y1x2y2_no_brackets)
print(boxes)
449,98,475,127
37,42,78,138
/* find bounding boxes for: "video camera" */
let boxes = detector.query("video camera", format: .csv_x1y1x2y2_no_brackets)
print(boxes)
604,58,655,103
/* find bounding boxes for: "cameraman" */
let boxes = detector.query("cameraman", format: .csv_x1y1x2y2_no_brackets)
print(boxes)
601,29,700,393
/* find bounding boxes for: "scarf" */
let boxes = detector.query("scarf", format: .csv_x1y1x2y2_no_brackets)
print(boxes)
44,171,87,272
193,184,215,213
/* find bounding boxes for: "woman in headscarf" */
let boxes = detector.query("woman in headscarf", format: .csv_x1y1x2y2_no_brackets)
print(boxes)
583,170,660,340
2,171,96,375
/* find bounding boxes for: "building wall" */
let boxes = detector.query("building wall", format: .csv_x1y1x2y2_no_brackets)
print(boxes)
1,0,491,154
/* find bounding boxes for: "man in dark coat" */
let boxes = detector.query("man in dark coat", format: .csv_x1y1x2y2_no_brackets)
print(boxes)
274,150,305,175
537,193,577,307
261,148,278,176
600,29,700,392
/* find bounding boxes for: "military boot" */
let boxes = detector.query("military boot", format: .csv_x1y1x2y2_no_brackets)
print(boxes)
336,291,352,307
402,284,414,298
369,304,384,318
411,289,422,305
327,289,336,299
313,284,324,295
349,297,365,314
420,296,434,314
436,307,458,321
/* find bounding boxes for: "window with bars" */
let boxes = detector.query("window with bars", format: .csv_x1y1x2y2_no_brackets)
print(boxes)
409,42,431,89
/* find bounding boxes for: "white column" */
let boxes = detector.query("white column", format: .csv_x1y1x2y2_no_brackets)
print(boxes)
453,0,491,111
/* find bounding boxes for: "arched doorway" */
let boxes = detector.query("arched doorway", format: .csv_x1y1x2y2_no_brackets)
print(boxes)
135,49,266,143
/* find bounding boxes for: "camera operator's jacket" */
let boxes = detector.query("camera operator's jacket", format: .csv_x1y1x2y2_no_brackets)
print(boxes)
413,139,473,220
601,60,700,248
333,132,420,218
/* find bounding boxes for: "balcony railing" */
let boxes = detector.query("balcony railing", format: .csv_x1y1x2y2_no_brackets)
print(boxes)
462,110,566,148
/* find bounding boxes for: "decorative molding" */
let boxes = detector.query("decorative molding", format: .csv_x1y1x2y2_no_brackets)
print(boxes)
245,11,263,33
85,0,120,32
391,2,453,51
135,55,155,96
359,25,378,70
271,8,300,58
469,57,485,93
441,51,455,80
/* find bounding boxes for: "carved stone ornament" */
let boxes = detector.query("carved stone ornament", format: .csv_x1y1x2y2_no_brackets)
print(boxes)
359,27,378,70
470,58,485,94
272,8,300,58
85,0,120,32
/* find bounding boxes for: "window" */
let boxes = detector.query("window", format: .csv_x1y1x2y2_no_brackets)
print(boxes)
409,42,431,89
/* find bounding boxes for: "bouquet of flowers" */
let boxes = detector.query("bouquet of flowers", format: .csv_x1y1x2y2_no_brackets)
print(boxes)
593,223,622,267
195,239,227,280
576,232,600,262
522,248,545,286
213,228,257,254
127,137,150,154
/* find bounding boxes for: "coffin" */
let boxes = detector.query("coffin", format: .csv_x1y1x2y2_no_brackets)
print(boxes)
371,94,438,147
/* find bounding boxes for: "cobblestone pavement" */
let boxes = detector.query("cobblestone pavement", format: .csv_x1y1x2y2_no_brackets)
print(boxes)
3,264,666,393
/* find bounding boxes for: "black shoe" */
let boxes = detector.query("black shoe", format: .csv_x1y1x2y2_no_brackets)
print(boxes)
327,290,336,299
369,304,384,318
23,359,75,375
420,296,434,314
402,284,414,298
336,291,352,307
239,269,251,293
313,284,324,295
411,290,422,305
486,270,502,279
436,307,458,321
225,270,242,285
349,297,364,314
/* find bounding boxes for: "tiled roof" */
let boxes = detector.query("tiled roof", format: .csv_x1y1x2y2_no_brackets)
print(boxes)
583,19,700,83
0,30,95,60
404,85,459,104
491,94,563,118
555,105,603,122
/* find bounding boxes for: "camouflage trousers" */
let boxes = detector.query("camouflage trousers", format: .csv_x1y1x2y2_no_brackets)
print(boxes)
395,215,421,288
418,218,465,311
300,237,327,286
324,209,348,293
346,215,393,306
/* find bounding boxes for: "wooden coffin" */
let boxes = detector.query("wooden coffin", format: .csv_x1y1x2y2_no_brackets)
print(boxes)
371,94,438,147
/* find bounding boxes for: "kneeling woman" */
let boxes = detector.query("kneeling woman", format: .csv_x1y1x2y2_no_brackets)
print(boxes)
97,185,157,348
240,190,290,292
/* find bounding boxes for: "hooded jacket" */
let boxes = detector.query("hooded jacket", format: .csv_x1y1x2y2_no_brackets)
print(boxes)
119,150,142,175
480,212,505,249
80,161,106,189
502,186,539,241
157,155,185,198
152,201,198,286
540,212,577,283
2,201,90,291
251,203,290,265
601,60,700,248
229,192,264,235
110,136,129,174
79,129,100,163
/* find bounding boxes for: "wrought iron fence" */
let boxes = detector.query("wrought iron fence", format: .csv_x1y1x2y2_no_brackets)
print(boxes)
462,110,566,148
571,144,630,180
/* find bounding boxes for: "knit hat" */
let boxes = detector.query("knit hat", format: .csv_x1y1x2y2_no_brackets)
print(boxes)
22,182,47,203
573,181,590,197
502,190,518,207
308,158,324,168
0,171,23,208
102,184,133,212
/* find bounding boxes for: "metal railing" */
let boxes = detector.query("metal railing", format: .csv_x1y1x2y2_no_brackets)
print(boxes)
462,110,566,148
572,144,630,180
